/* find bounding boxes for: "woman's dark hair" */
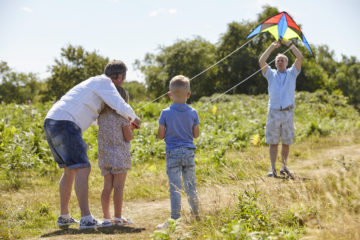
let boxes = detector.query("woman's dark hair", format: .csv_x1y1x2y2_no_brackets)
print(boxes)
104,60,127,79
115,86,129,103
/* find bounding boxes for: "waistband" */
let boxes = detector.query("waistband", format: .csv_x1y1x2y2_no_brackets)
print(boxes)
271,104,294,112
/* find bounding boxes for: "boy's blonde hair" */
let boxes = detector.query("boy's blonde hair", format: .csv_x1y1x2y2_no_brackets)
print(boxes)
169,75,190,96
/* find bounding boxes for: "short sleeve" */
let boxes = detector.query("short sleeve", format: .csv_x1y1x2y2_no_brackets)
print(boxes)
193,110,200,126
262,66,277,85
288,63,301,77
159,110,166,126
262,66,272,78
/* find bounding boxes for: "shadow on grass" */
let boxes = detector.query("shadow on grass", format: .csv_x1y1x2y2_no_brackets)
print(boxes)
275,174,312,181
41,225,146,238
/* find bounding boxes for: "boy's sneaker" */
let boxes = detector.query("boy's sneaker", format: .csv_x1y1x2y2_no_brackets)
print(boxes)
266,168,277,177
156,220,170,229
57,216,79,227
156,218,177,229
79,217,101,229
280,167,294,179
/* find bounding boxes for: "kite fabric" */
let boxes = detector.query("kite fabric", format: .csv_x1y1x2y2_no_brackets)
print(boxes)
247,11,313,56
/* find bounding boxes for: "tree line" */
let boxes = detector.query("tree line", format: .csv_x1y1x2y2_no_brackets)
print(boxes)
1,6,359,108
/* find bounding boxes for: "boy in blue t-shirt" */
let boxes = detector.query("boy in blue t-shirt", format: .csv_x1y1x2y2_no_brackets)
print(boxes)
157,75,200,228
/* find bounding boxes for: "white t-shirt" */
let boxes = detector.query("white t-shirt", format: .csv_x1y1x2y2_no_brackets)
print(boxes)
45,74,136,132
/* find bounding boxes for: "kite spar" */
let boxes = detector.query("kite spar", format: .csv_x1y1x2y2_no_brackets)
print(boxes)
247,11,313,56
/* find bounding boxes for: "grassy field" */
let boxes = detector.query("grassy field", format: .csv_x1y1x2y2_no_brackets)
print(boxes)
1,91,360,239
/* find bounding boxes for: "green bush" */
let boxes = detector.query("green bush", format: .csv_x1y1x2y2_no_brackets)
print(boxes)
1,91,359,191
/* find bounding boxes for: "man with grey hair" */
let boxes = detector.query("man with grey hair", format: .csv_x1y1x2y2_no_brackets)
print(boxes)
259,40,303,178
44,60,141,229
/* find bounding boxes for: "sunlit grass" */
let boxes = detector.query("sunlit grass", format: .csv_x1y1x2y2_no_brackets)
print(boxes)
1,92,360,239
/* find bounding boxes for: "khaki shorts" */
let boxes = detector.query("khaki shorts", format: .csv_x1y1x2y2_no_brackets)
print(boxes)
265,109,295,145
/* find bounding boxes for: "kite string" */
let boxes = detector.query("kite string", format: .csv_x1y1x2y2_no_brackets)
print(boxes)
135,35,259,111
188,36,258,82
200,46,293,109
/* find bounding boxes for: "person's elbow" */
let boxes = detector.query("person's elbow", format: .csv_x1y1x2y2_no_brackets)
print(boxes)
157,132,165,139
259,58,266,66
259,59,267,72
193,126,200,138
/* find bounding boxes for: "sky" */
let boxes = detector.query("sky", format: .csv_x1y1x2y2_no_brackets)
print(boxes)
1,0,359,82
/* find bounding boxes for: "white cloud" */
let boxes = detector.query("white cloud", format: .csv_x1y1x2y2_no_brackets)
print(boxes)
149,8,177,17
21,7,33,13
168,8,177,15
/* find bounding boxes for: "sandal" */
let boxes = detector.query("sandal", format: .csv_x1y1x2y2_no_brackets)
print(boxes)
101,218,113,227
280,167,295,179
113,217,133,226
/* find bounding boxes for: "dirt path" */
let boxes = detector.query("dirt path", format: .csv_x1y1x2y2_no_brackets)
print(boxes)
292,143,360,178
38,184,240,240
37,143,360,240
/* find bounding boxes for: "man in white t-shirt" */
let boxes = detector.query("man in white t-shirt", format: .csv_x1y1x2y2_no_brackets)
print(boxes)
259,41,303,179
44,60,141,229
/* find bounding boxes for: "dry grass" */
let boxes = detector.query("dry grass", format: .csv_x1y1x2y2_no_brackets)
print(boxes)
1,133,360,239
210,132,360,240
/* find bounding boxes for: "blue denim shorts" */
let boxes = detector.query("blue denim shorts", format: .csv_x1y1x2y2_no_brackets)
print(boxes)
44,119,90,169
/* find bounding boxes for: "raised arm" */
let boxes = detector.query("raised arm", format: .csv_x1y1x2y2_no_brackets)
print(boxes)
282,40,303,71
259,41,281,74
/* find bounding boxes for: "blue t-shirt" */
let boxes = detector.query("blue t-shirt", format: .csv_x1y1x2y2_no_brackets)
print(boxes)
158,103,200,152
262,64,300,110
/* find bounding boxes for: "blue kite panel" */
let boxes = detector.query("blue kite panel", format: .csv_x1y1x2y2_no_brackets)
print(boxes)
278,14,288,40
246,24,262,39
302,35,313,56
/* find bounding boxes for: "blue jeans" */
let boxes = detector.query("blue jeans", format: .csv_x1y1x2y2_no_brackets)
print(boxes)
44,119,90,169
166,148,199,219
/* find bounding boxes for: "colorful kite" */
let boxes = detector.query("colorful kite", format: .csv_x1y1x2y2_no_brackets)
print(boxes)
247,11,313,56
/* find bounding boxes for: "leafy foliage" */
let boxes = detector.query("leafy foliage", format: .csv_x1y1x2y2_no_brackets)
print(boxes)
135,5,360,109
2,91,358,190
43,44,109,101
0,61,44,103
123,81,147,102
335,56,360,107
134,37,218,101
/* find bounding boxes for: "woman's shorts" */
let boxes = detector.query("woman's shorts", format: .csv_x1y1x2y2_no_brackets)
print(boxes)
44,119,90,169
100,167,128,176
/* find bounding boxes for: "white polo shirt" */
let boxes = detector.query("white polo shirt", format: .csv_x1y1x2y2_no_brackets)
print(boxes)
45,74,136,132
